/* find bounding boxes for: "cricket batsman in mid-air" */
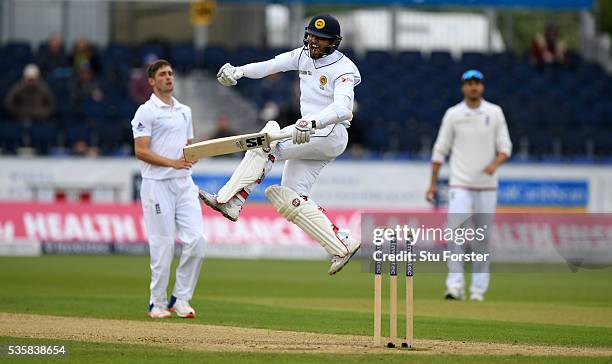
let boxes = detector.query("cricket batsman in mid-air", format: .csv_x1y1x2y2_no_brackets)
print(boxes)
198,14,362,274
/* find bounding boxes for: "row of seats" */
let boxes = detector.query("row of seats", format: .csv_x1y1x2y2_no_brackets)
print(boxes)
0,121,132,156
1,41,611,161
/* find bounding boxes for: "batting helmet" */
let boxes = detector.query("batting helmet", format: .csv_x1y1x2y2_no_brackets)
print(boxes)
303,14,342,56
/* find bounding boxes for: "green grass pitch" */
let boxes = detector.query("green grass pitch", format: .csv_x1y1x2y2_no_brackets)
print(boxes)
0,255,611,363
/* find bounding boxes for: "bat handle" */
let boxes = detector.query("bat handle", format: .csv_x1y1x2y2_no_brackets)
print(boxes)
268,129,293,142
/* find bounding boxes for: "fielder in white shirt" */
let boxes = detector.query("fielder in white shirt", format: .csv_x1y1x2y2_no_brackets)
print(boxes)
199,14,361,275
426,69,512,301
132,59,207,318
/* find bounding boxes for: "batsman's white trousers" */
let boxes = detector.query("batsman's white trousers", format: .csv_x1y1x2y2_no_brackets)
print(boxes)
274,124,348,196
140,176,207,306
446,187,496,296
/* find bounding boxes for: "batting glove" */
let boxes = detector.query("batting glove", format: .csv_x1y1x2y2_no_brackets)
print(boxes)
292,119,315,144
217,63,244,86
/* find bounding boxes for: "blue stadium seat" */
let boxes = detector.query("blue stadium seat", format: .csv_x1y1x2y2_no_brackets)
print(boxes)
139,43,165,62
4,41,33,66
79,100,108,122
170,44,197,73
562,132,589,157
103,43,133,66
397,51,423,65
95,124,126,154
429,51,453,65
460,52,485,68
114,100,138,120
231,46,261,65
593,131,612,157
202,45,228,72
63,125,92,147
0,122,23,154
363,50,391,67
29,124,58,154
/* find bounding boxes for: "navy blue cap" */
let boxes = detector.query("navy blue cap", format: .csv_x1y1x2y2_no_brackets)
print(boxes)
462,69,484,82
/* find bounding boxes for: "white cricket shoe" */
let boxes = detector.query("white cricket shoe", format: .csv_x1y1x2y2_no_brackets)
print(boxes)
198,190,242,222
168,296,195,318
328,233,361,275
444,288,465,300
470,292,485,302
147,303,171,319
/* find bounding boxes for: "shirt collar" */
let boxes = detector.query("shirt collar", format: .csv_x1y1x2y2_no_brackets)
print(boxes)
461,99,485,114
150,93,183,109
310,50,343,68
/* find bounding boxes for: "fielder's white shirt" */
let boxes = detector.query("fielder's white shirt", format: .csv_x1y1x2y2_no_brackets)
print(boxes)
132,93,194,180
238,47,361,131
432,100,512,189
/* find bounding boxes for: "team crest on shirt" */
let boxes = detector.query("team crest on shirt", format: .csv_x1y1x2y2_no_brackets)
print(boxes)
315,19,325,29
319,75,327,89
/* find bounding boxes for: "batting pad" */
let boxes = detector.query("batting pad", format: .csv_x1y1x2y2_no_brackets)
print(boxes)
217,121,280,203
265,185,349,257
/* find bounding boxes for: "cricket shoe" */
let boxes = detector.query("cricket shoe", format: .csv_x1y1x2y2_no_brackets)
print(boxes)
444,287,465,300
470,292,485,302
147,303,171,319
168,295,195,318
198,190,242,222
328,232,361,275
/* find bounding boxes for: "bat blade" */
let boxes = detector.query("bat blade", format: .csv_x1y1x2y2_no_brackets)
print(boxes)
183,132,271,161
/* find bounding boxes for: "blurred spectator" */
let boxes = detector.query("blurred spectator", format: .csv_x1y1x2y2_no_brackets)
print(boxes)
4,64,56,121
129,54,157,104
530,23,567,67
69,64,104,103
39,35,68,76
69,38,101,75
72,139,99,157
259,101,280,124
210,115,236,139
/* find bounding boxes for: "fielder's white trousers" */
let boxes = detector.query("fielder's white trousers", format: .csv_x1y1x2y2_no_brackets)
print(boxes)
274,124,348,196
140,176,207,306
446,187,496,296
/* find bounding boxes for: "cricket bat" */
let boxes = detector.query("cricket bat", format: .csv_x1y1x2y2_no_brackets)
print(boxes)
183,129,292,161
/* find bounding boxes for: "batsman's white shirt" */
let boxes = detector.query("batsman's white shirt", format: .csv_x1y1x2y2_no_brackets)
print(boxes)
239,47,361,132
132,94,194,180
131,93,206,307
238,48,361,196
432,100,512,189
